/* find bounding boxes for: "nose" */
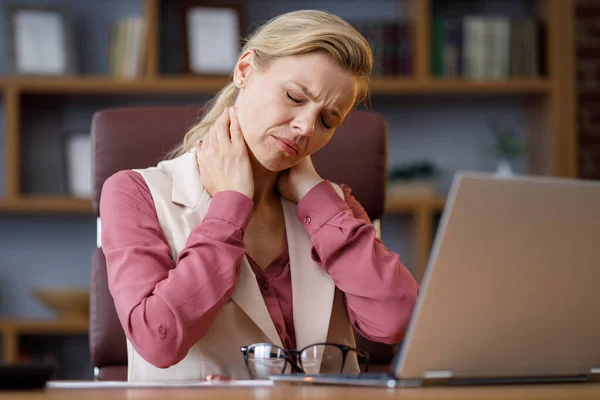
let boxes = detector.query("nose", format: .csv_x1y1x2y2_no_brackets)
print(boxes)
291,109,317,137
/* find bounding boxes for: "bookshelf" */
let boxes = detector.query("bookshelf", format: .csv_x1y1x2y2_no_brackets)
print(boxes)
0,0,577,284
0,76,550,94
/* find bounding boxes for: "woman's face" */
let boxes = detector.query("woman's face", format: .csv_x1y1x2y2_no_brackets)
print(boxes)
234,51,357,172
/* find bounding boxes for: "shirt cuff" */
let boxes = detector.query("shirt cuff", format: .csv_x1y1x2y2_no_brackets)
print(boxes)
203,190,254,231
296,181,349,235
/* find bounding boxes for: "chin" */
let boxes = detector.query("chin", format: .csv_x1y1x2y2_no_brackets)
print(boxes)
260,159,292,172
256,153,294,172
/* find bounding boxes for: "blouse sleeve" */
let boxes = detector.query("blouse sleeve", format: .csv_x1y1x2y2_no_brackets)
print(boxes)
295,181,419,344
100,170,253,367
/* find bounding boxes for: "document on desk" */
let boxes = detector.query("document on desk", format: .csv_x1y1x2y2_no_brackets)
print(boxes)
47,380,274,389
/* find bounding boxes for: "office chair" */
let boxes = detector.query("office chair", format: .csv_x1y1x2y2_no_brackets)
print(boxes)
89,106,391,380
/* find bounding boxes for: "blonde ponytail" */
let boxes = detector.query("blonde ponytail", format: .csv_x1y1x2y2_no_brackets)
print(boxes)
166,82,239,159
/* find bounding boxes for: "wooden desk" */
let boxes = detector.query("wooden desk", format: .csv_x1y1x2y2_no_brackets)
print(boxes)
1,383,600,400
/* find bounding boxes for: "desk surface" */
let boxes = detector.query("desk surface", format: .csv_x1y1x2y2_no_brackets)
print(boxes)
2,383,600,400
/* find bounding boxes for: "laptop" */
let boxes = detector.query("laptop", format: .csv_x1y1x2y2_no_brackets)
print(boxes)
270,172,600,387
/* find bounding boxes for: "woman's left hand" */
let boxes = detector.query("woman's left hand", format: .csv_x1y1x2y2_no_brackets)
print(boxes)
277,156,324,203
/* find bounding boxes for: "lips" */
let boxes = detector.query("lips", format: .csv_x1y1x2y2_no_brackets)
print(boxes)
273,136,300,156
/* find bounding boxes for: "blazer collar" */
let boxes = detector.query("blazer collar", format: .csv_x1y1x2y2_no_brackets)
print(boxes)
171,152,213,236
171,151,206,210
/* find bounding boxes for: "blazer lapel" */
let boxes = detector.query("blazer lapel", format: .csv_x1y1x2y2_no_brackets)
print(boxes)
171,152,205,209
171,152,212,237
231,257,284,347
170,152,283,347
282,199,336,351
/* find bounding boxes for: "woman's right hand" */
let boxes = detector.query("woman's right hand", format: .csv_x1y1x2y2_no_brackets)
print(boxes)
196,106,254,199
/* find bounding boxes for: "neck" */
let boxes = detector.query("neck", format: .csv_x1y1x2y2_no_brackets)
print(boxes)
249,153,280,208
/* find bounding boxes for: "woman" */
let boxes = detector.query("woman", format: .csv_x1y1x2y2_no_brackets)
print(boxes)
100,10,418,381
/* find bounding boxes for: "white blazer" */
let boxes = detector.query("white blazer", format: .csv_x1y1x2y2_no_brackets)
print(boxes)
127,152,358,381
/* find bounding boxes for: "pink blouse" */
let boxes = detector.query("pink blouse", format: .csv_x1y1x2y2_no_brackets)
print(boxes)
246,239,296,350
100,170,419,368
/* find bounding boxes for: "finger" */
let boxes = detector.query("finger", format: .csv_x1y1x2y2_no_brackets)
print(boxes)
216,106,232,146
206,107,227,148
229,106,243,145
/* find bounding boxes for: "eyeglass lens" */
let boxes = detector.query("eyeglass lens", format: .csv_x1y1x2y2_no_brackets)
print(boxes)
246,344,292,379
300,344,343,374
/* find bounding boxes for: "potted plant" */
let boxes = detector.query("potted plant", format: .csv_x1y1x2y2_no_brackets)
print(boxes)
487,120,528,176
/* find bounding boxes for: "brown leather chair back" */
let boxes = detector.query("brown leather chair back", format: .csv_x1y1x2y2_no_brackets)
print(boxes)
89,106,390,380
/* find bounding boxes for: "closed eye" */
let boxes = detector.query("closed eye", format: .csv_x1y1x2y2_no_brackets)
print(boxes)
287,92,332,129
287,92,302,103
321,118,332,130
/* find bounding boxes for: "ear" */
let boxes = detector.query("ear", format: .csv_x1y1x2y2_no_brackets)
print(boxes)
234,50,255,85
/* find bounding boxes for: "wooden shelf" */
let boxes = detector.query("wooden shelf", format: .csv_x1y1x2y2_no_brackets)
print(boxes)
370,78,551,94
0,76,230,94
0,319,89,335
0,196,93,214
0,76,551,95
385,194,446,213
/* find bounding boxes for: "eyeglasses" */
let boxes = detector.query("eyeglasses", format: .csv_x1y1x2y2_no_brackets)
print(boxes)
240,342,369,379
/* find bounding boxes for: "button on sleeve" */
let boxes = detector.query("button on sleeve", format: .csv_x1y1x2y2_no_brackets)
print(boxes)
296,181,349,235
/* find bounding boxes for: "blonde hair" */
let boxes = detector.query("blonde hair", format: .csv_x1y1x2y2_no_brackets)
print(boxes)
168,9,373,159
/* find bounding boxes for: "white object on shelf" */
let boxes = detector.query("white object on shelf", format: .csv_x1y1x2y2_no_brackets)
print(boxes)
187,7,240,74
65,134,92,198
14,10,67,75
495,159,514,177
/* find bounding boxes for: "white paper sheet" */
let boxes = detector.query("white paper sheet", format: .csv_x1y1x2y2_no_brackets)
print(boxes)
46,380,274,389
186,7,239,74
14,10,67,74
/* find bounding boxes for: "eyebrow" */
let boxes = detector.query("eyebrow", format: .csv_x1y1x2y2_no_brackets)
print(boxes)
292,81,341,119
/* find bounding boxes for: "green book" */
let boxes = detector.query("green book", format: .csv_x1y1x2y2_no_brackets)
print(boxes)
431,17,445,77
